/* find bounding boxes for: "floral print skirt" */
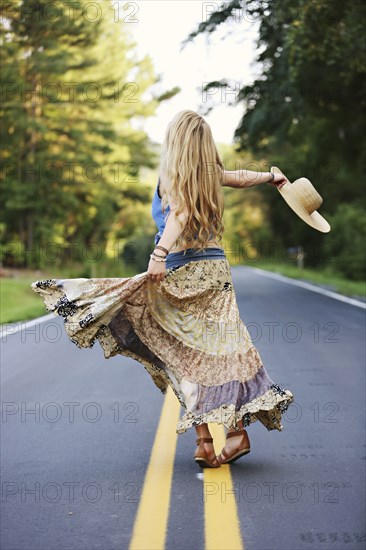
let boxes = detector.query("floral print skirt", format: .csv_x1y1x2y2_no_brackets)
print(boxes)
31,258,294,435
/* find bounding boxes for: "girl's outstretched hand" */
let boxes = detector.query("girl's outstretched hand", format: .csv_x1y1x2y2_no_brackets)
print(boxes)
267,174,290,189
266,173,289,189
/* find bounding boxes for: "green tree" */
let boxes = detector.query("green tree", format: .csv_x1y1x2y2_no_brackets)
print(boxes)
1,0,179,268
325,202,366,281
183,0,366,270
216,143,273,264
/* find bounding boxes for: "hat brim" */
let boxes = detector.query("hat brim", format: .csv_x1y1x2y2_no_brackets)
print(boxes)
271,167,331,233
278,182,331,233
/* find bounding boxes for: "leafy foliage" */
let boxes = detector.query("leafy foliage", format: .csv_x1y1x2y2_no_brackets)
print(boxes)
1,0,178,268
325,202,366,281
184,0,366,276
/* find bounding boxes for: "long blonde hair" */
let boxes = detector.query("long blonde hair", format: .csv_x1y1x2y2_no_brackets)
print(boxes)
159,109,225,252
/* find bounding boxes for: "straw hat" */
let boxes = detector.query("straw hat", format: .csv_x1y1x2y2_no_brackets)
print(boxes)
271,166,331,233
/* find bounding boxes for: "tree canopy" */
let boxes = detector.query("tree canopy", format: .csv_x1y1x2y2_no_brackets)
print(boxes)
184,0,366,274
1,0,179,268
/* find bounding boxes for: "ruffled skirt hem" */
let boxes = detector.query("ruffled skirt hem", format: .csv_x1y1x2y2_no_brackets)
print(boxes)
175,385,294,434
31,259,295,435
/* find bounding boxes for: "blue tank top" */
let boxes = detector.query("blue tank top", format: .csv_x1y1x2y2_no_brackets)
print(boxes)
151,178,170,245
151,178,214,245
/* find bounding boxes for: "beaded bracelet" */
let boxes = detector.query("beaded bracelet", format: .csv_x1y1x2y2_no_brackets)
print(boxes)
150,254,166,262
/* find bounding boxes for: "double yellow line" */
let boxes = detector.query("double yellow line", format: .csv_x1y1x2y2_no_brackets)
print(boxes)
129,386,244,550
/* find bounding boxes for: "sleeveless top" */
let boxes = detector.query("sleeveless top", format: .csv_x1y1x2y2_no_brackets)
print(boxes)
151,178,225,268
151,178,216,245
151,178,170,246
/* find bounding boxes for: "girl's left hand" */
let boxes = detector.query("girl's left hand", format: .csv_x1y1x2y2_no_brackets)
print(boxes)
147,257,166,283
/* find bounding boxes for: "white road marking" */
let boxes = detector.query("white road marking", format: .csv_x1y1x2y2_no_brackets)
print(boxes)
0,313,55,338
247,267,366,309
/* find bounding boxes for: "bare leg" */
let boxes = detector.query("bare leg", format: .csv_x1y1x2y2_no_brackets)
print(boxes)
195,422,212,438
195,418,243,437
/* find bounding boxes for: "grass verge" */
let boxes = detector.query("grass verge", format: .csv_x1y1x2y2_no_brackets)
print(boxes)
0,262,140,325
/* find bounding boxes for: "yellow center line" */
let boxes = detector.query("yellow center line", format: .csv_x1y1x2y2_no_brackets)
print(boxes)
129,386,245,550
129,386,181,550
204,423,245,550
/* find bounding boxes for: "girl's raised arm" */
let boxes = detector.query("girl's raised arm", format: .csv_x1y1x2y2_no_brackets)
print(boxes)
223,169,288,189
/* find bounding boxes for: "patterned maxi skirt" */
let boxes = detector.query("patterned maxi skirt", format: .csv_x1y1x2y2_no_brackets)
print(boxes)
31,258,294,434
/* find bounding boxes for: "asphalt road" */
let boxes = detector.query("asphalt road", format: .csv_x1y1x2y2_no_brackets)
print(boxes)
1,266,365,550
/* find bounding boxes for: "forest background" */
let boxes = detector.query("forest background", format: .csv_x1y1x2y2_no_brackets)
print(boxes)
1,0,365,322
